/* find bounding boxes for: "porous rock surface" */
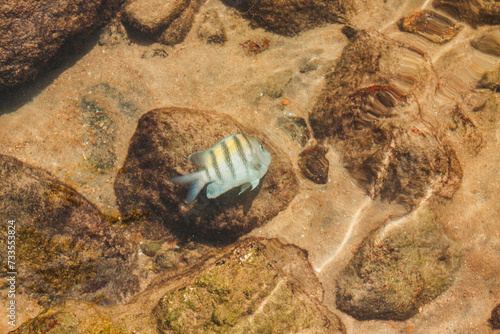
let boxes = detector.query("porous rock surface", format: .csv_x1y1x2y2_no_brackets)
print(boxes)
0,154,137,306
114,107,298,242
222,0,349,36
309,31,462,208
336,209,460,320
0,0,121,91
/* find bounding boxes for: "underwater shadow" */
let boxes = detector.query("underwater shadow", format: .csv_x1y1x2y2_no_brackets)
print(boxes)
0,29,105,116
168,182,263,247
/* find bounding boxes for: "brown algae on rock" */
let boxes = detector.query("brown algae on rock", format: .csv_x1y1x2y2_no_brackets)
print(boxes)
153,238,344,333
114,107,298,242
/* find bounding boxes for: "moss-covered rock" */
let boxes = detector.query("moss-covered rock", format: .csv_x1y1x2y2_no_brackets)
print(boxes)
153,238,344,333
0,154,136,306
336,208,460,320
10,300,127,334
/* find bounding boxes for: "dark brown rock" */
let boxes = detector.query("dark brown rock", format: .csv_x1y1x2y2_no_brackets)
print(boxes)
433,0,500,26
121,0,204,45
309,31,462,208
0,154,137,306
114,107,298,243
298,145,329,184
399,10,462,44
222,0,348,36
490,303,500,329
0,0,121,91
336,209,460,321
153,238,345,333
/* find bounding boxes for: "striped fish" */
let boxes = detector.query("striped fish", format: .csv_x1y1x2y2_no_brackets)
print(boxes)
170,133,271,203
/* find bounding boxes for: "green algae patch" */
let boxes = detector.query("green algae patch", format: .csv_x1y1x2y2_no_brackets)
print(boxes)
153,238,343,333
336,208,460,321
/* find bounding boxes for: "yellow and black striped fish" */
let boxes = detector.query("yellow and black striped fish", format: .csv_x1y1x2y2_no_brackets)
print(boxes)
170,133,271,203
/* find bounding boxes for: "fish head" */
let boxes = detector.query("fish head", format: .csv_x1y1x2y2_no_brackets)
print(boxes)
249,136,271,170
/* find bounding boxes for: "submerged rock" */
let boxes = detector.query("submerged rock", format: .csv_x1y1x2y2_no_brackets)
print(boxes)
0,154,136,306
309,31,462,208
196,8,227,44
122,0,204,45
399,10,462,44
471,29,500,57
478,65,500,92
154,238,344,333
222,0,348,36
433,0,500,26
114,107,298,242
277,116,311,147
12,238,344,333
336,209,460,321
490,303,500,329
0,0,121,91
298,145,330,184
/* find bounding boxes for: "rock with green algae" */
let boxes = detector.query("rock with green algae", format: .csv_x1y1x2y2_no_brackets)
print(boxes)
10,238,343,333
153,237,344,333
0,154,137,306
336,208,461,321
9,300,129,334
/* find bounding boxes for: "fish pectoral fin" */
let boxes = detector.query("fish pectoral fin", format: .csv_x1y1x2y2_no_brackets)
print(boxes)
238,183,251,195
250,179,260,190
188,150,208,168
206,182,229,199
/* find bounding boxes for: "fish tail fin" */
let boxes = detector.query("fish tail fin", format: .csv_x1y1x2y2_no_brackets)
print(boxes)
169,171,206,203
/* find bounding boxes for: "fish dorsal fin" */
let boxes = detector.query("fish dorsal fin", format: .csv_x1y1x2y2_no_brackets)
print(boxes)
188,150,208,168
